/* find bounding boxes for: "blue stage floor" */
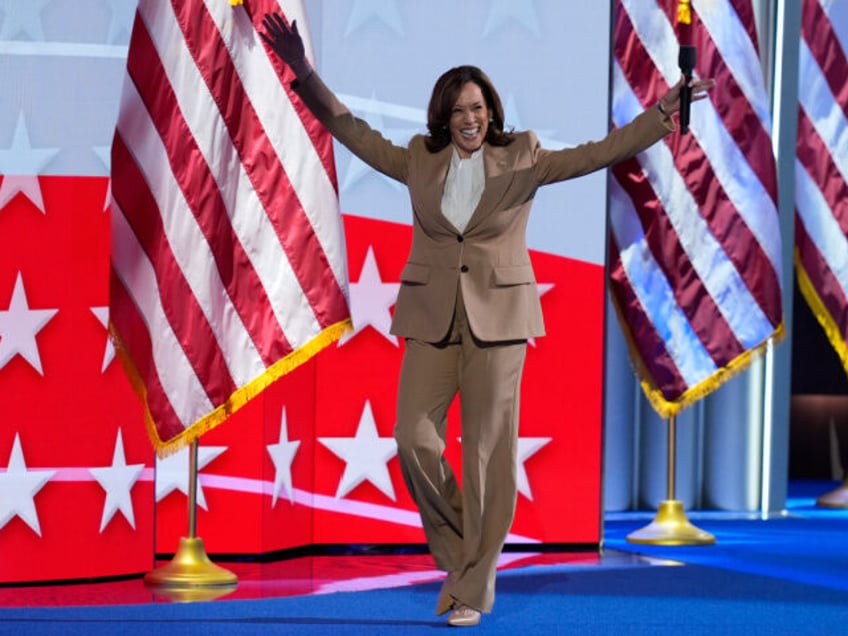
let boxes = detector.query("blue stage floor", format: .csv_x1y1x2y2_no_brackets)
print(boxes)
2,480,848,634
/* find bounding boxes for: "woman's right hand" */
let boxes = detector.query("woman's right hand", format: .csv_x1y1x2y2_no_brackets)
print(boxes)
260,13,311,79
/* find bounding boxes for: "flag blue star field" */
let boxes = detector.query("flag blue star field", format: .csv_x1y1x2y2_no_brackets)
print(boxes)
610,0,784,417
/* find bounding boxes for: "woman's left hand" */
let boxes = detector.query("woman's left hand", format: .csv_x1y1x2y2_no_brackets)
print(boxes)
657,76,716,116
260,13,311,79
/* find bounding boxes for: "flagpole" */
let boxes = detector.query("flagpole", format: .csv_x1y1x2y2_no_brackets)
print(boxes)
625,0,715,546
626,414,715,545
144,440,238,599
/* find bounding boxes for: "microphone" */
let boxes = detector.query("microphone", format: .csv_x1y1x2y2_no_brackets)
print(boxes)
678,45,696,134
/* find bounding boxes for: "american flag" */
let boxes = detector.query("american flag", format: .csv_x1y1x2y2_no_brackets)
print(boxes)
609,0,783,417
109,0,351,456
795,0,848,373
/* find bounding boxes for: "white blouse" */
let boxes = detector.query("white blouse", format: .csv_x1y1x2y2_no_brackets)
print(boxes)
440,145,484,233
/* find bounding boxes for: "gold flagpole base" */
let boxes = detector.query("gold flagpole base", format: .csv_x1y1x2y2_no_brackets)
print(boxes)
815,481,848,508
626,500,716,545
144,537,238,601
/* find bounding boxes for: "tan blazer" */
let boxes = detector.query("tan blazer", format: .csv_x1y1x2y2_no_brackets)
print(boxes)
294,72,673,343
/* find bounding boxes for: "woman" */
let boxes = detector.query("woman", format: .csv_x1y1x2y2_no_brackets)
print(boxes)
262,13,713,628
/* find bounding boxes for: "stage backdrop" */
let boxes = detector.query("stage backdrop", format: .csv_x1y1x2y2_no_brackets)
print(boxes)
0,0,612,582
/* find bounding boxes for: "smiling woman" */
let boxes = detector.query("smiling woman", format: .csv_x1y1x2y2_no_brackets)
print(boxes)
261,9,708,627
448,83,489,158
423,65,512,156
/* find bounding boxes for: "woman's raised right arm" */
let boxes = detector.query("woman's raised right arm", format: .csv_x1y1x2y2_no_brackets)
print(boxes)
261,13,409,183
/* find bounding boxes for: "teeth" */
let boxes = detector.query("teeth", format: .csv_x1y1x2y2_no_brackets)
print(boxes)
461,128,480,137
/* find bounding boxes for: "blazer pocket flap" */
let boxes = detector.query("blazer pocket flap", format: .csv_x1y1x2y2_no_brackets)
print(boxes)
493,264,535,286
400,262,430,284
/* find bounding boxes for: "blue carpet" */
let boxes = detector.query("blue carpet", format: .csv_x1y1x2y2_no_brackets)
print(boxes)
606,479,848,592
4,481,848,634
606,515,848,592
3,555,848,634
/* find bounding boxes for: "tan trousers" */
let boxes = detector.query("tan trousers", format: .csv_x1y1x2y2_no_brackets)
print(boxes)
394,290,527,614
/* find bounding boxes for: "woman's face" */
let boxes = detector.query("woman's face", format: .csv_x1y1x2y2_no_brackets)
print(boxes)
449,81,490,158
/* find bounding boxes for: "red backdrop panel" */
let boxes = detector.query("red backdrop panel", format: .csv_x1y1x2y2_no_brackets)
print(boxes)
0,181,603,582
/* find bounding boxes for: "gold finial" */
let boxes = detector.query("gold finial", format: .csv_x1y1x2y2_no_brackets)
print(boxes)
230,0,243,6
678,0,692,25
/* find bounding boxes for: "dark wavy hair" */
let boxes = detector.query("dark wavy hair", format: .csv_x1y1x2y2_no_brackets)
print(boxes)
425,65,513,153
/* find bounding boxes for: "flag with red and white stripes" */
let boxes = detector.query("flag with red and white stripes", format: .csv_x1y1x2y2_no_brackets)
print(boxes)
609,0,783,417
109,0,350,456
795,0,848,373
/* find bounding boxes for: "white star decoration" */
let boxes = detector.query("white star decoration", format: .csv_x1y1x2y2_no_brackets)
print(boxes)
88,429,145,532
103,0,136,44
0,0,52,40
0,112,61,213
0,175,46,214
503,94,562,150
516,436,552,501
0,433,55,536
0,272,58,375
529,283,554,348
319,401,398,501
345,0,403,36
90,306,115,372
339,246,400,347
340,92,416,195
456,434,551,501
0,113,60,212
93,145,111,176
102,180,112,213
483,0,541,37
154,445,227,510
267,407,301,507
0,112,60,173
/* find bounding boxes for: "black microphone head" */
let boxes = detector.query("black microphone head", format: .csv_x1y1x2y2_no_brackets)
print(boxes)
678,45,697,75
678,45,697,134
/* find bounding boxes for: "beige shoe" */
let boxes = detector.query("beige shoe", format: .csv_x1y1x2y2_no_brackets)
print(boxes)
447,604,481,627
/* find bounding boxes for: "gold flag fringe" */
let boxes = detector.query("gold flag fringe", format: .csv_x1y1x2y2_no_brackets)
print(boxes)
110,318,353,458
610,295,785,419
795,249,848,375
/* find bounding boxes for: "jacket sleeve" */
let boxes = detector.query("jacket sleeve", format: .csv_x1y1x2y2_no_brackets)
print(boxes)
533,106,674,185
291,71,410,184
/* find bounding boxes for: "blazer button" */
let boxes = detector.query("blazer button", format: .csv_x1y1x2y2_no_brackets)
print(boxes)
460,265,469,273
456,235,464,242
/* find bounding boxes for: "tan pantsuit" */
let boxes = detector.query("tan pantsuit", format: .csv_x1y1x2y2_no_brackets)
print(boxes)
395,289,526,613
292,70,674,615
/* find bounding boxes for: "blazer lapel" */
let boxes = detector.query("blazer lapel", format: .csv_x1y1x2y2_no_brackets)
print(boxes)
414,146,457,233
465,144,515,232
